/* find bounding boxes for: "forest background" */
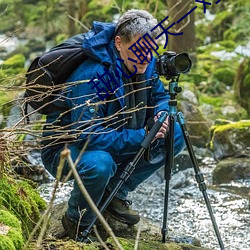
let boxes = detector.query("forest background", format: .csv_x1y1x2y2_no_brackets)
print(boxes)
0,0,250,125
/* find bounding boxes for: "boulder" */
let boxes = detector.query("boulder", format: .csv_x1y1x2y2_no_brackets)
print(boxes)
213,157,250,184
209,120,250,160
43,202,211,250
179,100,211,148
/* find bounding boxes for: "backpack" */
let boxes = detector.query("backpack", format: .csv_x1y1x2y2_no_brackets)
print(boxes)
24,34,87,115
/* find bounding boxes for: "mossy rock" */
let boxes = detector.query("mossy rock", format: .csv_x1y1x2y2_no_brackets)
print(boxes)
106,237,210,250
0,209,24,250
199,92,249,122
0,175,47,239
213,157,250,184
209,120,250,160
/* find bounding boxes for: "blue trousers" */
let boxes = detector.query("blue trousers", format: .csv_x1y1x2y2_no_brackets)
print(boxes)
41,123,185,226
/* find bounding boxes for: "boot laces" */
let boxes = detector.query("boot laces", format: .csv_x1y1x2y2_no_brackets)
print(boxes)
123,200,132,209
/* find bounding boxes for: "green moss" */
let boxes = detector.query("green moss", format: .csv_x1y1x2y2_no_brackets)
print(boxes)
0,209,24,249
0,235,16,250
213,120,250,133
209,120,250,151
0,209,21,229
213,67,235,86
1,54,25,69
106,237,208,250
7,228,24,249
199,95,224,107
0,175,46,239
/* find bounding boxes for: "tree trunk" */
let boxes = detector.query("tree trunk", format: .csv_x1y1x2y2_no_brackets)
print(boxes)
167,0,196,59
67,0,77,36
78,0,88,20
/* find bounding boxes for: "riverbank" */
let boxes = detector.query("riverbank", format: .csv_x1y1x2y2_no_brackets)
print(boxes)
38,155,250,250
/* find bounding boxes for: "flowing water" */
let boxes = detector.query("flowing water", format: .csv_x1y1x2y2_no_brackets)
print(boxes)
38,156,250,250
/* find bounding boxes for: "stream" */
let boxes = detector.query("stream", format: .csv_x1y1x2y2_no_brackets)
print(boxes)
38,155,250,250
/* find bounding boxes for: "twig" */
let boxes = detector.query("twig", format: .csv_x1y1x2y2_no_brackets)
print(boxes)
22,154,65,249
134,220,142,250
61,148,124,250
68,14,90,31
93,225,110,250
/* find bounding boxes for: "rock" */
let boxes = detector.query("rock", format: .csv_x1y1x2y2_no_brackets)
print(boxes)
179,100,211,148
209,120,250,160
44,202,211,250
170,168,193,189
181,89,198,105
213,157,250,184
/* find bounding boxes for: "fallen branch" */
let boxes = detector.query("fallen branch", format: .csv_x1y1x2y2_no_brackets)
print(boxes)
62,148,124,250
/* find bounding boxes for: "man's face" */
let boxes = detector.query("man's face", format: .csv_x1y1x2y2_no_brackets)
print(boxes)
115,35,157,75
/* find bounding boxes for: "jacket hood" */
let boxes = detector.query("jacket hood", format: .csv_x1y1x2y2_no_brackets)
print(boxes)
82,21,116,65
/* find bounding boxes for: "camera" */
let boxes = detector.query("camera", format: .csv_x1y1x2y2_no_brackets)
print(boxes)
156,51,192,79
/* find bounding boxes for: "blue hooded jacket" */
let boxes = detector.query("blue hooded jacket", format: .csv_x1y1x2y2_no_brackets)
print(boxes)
44,21,170,156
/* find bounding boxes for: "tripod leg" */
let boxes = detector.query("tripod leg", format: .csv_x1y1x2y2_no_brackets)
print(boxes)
81,112,168,240
162,114,175,243
177,112,225,250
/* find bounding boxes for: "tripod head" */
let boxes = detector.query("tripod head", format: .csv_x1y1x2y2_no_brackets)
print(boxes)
168,76,182,100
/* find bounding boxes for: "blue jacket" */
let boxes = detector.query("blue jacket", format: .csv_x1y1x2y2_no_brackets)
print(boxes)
44,21,170,156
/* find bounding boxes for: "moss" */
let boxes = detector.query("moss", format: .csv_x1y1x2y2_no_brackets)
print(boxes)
213,67,235,86
0,209,21,229
199,95,224,107
209,120,250,152
106,237,209,250
0,175,47,239
0,209,24,249
213,120,250,133
1,54,25,69
7,228,24,249
0,235,16,250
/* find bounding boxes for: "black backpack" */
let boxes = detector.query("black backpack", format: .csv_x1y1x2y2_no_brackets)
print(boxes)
24,34,87,115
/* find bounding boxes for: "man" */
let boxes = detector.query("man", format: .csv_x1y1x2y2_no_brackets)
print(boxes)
41,9,185,241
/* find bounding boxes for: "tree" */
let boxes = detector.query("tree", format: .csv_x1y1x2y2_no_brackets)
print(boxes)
167,0,196,58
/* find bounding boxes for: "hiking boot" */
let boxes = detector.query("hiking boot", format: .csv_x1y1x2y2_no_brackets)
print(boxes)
61,213,97,243
105,196,140,225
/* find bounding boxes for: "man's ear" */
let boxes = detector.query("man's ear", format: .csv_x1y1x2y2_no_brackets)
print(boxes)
115,36,122,51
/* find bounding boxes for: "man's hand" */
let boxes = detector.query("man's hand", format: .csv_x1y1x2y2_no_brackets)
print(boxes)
154,111,169,139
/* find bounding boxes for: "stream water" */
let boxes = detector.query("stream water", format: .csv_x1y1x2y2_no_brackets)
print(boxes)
38,156,250,250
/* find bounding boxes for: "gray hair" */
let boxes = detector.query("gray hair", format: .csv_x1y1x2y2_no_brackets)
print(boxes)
115,9,160,43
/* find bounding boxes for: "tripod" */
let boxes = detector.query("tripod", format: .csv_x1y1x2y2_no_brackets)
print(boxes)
82,77,225,250
162,77,225,249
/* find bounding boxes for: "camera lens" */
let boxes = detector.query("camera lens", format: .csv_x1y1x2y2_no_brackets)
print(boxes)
174,53,192,73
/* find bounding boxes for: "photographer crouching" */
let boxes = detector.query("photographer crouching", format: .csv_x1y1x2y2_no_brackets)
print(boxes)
41,9,186,241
